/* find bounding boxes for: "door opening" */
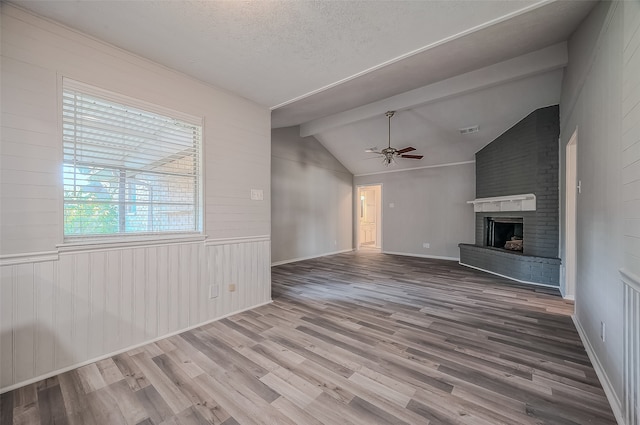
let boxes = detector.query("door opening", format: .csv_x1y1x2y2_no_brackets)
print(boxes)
565,130,578,300
357,184,382,251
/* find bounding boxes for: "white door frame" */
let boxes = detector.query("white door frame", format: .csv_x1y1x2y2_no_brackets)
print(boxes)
356,184,383,250
565,130,578,300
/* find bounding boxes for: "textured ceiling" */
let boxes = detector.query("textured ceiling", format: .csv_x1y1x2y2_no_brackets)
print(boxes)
13,0,597,175
15,0,544,109
272,0,595,128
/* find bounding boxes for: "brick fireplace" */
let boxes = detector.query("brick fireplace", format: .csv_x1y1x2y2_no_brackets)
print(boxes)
459,105,561,286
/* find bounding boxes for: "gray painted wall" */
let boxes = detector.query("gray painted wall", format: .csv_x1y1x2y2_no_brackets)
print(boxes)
271,127,353,264
354,163,475,260
621,0,640,280
559,0,627,410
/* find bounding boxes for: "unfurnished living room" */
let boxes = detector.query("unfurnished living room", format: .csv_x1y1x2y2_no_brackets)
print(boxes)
1,1,639,424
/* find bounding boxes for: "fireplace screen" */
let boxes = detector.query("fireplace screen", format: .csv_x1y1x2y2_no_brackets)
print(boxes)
487,217,523,251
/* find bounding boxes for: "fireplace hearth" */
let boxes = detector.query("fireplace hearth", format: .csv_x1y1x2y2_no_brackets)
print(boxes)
486,217,523,252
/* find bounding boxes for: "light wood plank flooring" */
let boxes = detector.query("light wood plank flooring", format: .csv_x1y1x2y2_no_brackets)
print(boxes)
0,251,617,424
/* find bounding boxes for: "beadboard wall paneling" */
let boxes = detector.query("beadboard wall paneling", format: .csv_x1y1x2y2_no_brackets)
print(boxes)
0,238,271,392
205,238,271,322
622,270,640,425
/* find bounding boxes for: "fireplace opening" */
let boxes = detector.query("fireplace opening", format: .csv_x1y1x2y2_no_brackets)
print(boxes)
486,217,523,251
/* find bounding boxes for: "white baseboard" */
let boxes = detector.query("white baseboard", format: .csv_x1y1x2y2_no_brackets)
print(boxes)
572,315,625,425
0,300,273,394
383,251,459,261
271,248,354,266
458,261,559,289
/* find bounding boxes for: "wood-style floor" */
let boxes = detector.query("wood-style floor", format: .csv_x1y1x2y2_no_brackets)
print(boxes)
0,251,617,425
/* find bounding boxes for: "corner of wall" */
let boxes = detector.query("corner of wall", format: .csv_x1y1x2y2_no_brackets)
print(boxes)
271,127,354,264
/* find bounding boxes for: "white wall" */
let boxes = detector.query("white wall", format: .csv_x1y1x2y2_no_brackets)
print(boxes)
271,127,353,265
354,163,475,260
0,4,271,391
558,1,640,421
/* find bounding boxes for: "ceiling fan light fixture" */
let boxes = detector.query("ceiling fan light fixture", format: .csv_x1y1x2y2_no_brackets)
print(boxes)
364,110,423,165
382,151,395,166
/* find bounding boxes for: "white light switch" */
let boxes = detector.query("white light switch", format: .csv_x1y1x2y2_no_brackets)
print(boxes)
250,189,263,201
209,284,219,299
389,203,395,208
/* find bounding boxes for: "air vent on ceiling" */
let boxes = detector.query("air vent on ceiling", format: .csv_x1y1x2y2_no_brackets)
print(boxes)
459,125,479,135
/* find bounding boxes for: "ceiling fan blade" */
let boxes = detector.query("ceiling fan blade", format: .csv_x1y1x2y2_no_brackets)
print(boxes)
400,154,423,159
396,147,416,154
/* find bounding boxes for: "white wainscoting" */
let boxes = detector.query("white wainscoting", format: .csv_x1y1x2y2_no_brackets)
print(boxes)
621,269,640,425
0,237,271,392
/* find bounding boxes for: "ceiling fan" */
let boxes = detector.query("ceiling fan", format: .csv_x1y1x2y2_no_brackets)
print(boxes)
365,111,424,165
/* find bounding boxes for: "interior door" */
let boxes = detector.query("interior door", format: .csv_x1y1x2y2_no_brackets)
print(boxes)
360,189,376,246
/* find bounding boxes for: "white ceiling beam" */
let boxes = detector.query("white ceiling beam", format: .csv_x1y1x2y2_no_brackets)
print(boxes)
299,42,567,137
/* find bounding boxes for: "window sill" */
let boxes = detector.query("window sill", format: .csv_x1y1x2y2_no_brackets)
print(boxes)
57,234,206,253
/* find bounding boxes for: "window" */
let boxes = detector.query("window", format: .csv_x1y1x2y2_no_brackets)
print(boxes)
62,79,203,239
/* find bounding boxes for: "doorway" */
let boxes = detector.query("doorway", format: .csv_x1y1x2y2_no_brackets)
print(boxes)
565,130,578,300
357,184,382,251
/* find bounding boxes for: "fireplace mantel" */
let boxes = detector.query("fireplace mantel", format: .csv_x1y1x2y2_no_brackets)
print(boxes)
467,193,536,213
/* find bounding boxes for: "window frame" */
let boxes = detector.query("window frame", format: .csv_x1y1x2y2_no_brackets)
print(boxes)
59,78,204,246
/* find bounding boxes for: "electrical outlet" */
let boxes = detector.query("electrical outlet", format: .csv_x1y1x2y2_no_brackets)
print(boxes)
209,284,219,299
600,321,606,342
250,189,263,201
423,243,430,249
228,284,236,292
334,240,337,246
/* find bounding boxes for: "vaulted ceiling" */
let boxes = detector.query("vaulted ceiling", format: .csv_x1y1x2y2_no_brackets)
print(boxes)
15,0,597,175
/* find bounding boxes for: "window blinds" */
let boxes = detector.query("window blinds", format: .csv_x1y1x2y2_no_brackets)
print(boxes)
62,79,203,238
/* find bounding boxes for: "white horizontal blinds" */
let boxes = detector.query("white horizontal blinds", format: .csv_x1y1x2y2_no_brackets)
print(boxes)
62,79,203,238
